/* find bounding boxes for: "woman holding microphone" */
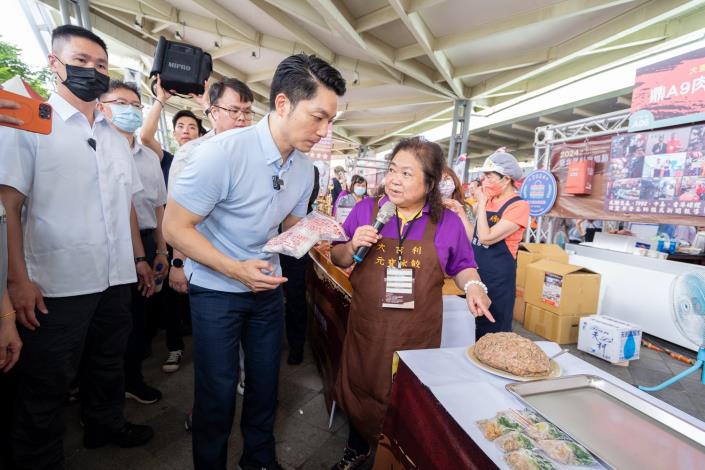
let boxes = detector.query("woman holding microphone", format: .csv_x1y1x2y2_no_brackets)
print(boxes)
330,137,492,468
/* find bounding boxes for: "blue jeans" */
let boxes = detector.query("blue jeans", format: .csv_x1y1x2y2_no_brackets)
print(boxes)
189,284,284,470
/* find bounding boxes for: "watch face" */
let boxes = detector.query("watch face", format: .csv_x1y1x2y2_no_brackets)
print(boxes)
171,259,183,268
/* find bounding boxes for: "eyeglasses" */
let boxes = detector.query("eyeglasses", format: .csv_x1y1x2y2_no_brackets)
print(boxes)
211,105,254,121
101,99,144,110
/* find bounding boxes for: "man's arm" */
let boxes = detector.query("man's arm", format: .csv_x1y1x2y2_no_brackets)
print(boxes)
163,198,287,292
139,99,165,160
131,206,154,297
0,185,47,330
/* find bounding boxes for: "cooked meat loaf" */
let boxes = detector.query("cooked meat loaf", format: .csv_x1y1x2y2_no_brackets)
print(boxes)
474,332,550,377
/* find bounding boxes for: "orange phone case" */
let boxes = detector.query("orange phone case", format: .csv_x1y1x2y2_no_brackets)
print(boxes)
0,89,53,135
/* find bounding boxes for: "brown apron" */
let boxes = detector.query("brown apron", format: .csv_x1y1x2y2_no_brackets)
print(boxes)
335,200,445,444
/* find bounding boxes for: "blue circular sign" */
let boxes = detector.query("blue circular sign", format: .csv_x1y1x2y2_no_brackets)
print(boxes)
519,169,557,217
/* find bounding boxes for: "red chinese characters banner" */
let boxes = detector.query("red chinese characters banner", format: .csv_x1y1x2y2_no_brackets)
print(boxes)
630,46,705,132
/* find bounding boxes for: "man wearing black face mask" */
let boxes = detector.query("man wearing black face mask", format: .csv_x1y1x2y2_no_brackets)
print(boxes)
0,25,154,470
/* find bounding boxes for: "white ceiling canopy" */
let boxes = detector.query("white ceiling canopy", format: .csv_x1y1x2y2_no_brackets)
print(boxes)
36,0,705,156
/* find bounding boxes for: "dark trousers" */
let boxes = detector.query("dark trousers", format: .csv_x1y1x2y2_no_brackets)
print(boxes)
189,284,284,470
280,254,310,352
163,278,187,351
125,231,155,386
12,285,132,470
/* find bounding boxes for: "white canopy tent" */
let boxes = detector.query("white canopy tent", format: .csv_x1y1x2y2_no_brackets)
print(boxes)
21,0,705,164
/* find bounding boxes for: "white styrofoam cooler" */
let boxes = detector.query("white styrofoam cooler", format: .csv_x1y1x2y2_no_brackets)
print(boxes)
578,315,642,364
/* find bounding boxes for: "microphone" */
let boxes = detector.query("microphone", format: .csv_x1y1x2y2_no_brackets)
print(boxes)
353,201,396,263
272,175,284,190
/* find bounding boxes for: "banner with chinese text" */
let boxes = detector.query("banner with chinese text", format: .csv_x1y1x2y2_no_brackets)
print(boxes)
307,123,333,195
605,124,705,217
629,46,705,132
547,136,612,219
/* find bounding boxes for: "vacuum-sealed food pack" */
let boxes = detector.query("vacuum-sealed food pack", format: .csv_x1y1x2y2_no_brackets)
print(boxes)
536,440,597,466
476,412,523,441
505,449,556,470
263,211,348,259
495,431,537,452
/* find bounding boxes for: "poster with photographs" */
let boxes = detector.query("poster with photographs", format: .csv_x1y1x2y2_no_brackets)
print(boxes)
606,124,705,217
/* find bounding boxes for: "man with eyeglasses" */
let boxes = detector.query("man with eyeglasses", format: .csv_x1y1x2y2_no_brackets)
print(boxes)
97,80,169,405
0,25,154,470
166,79,254,378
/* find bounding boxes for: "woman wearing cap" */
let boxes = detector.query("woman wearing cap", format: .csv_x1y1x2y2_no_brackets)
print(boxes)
470,151,529,339
329,137,492,468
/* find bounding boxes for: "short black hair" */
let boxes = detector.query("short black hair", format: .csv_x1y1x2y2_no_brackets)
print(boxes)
269,53,346,110
103,80,140,101
172,110,205,134
52,24,107,54
208,78,254,107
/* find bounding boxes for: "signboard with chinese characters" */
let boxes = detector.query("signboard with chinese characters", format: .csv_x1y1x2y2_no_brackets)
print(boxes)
519,169,557,216
307,123,334,195
605,124,705,217
629,46,705,132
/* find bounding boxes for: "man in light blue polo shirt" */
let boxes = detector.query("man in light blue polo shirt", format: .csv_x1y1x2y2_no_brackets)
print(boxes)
163,53,346,470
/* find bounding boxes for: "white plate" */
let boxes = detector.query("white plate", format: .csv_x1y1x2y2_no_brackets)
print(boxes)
465,345,562,382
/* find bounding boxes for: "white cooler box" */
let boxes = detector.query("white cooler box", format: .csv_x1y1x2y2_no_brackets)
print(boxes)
578,315,642,364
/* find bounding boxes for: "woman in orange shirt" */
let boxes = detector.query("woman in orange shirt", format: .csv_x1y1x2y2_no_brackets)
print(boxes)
445,151,529,340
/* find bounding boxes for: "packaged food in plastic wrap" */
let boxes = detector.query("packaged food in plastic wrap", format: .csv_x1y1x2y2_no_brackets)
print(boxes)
525,422,569,441
476,412,522,441
505,449,556,470
495,431,537,452
536,440,597,466
262,211,349,259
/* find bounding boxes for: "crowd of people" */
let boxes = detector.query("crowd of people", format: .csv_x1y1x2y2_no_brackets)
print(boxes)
0,23,532,470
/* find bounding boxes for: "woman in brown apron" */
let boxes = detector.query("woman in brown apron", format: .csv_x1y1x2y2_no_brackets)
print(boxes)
330,137,493,469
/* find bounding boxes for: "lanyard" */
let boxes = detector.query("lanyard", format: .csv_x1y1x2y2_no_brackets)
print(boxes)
395,208,423,268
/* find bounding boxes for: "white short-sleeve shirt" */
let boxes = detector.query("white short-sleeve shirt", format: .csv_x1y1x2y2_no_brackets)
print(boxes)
132,142,167,230
167,130,215,197
0,93,143,297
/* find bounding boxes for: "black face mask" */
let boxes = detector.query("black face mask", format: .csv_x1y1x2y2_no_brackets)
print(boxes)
55,57,110,102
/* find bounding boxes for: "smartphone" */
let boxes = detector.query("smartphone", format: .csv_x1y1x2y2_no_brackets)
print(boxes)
0,89,53,135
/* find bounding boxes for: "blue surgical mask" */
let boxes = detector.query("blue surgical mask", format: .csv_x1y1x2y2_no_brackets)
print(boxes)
109,104,143,133
354,187,366,197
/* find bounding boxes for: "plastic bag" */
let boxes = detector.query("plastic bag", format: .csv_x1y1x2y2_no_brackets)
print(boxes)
476,412,522,441
262,211,349,259
536,440,597,466
505,449,556,470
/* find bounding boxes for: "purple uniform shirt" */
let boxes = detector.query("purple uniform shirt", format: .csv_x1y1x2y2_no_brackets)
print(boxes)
337,196,477,276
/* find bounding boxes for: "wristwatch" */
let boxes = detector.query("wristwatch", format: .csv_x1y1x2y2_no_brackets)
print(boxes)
171,258,184,268
134,256,147,264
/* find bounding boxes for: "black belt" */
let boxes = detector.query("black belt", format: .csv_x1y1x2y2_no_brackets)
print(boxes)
140,228,155,237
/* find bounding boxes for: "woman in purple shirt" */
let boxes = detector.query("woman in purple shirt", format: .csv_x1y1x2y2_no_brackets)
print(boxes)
329,137,493,468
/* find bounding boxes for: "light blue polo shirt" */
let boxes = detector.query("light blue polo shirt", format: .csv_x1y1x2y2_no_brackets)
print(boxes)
171,115,314,293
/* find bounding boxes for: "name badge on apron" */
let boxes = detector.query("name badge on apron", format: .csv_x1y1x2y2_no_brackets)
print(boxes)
382,267,415,309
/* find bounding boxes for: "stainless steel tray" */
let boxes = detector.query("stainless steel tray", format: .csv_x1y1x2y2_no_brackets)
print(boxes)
506,374,705,470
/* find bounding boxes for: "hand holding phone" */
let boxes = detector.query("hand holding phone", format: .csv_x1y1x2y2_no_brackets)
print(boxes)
0,90,52,135
0,99,22,125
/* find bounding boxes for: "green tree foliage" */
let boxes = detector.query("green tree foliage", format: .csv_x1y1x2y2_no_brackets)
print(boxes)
0,38,51,98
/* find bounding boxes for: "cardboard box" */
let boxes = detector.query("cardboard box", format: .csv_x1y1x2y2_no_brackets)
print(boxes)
524,304,582,344
578,315,642,364
565,160,595,195
524,260,600,316
516,243,569,288
513,287,526,324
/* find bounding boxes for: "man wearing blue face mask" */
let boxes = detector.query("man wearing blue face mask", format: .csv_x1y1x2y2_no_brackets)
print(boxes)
98,81,169,405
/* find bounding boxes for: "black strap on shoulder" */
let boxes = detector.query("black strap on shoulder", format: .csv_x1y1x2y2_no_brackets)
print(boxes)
496,196,523,217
